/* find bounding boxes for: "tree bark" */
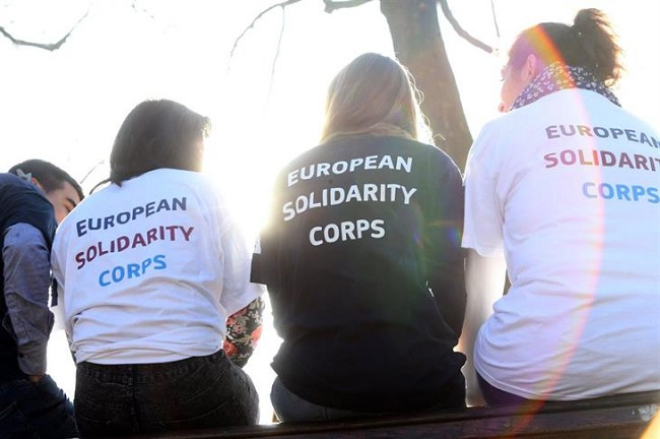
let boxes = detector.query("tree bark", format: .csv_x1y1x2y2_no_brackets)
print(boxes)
380,0,471,170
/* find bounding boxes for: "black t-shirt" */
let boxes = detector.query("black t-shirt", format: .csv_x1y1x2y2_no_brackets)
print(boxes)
257,135,467,411
0,173,56,381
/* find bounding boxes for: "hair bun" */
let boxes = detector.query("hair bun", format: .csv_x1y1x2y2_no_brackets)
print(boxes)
570,8,622,86
573,8,596,30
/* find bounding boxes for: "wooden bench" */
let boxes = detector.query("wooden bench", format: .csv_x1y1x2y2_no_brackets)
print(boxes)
121,391,660,438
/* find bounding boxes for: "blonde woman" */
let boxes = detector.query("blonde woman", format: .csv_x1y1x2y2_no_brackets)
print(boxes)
255,53,467,422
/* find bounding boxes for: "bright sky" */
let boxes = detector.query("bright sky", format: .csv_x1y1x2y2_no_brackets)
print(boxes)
1,0,657,424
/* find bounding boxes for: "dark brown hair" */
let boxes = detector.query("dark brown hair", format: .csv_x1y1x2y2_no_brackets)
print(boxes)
8,159,84,200
508,8,623,86
109,99,211,185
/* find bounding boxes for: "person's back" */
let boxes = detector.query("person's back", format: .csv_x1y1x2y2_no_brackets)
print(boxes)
467,87,660,400
257,53,467,422
462,8,660,405
53,169,251,364
0,160,82,438
264,134,466,412
51,99,263,437
0,173,57,382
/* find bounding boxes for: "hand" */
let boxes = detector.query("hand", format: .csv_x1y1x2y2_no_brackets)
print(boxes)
28,374,45,383
467,383,486,407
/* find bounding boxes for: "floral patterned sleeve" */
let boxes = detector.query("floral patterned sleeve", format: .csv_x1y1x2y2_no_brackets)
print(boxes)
223,296,265,368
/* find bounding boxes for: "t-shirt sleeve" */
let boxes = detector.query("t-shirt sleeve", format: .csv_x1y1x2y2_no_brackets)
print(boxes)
50,230,68,333
212,191,265,316
462,127,505,257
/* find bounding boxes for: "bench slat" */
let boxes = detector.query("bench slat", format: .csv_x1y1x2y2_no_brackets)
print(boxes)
125,391,660,439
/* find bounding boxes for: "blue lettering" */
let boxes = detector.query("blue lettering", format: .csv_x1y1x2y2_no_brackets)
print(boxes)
631,185,646,201
157,199,170,212
98,255,168,287
616,184,631,201
99,270,111,287
172,197,187,211
132,206,144,220
153,254,167,269
583,182,597,199
546,126,559,139
127,263,140,279
610,128,624,139
583,182,659,203
76,220,87,237
146,202,156,217
141,258,152,273
599,184,614,199
116,212,130,224
112,266,125,282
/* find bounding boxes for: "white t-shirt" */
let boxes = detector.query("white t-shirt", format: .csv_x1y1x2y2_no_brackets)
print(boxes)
463,89,660,400
52,169,263,365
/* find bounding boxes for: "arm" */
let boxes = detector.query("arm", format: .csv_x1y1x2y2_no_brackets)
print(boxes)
223,296,265,368
426,162,467,337
460,248,507,406
460,125,509,405
2,223,55,381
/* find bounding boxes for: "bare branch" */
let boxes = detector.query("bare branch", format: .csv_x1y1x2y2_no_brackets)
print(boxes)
131,0,157,21
438,0,493,54
0,7,90,51
80,159,106,185
265,7,287,104
490,0,500,39
323,0,373,13
230,0,305,60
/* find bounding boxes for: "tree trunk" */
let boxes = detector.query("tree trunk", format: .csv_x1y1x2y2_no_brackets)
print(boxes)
380,0,471,170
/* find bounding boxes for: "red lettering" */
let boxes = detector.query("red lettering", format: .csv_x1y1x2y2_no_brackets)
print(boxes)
75,252,85,269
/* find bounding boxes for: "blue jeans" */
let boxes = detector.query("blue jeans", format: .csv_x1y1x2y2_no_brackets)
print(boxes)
271,374,466,423
0,374,77,439
74,350,259,437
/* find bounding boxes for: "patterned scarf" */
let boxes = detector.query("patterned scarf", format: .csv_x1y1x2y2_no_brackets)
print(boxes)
510,63,620,111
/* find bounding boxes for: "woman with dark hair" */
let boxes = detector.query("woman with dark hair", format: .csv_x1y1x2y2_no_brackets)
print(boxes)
51,99,263,436
462,9,659,406
256,53,467,422
107,99,210,185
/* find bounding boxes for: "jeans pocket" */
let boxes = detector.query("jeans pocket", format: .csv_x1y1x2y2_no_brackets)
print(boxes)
75,408,131,438
139,356,259,431
74,377,132,437
158,394,248,432
0,401,39,439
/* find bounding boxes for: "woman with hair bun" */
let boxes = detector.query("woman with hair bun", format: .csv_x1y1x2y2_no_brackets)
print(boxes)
462,9,660,406
256,53,467,422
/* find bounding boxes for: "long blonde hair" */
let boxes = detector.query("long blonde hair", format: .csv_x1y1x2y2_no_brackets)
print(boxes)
320,53,429,143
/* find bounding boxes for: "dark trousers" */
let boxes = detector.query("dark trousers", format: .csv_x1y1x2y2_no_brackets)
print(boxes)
74,350,259,437
271,372,466,423
477,373,531,406
0,374,77,439
477,372,660,410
